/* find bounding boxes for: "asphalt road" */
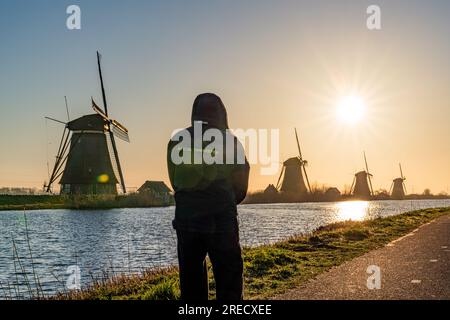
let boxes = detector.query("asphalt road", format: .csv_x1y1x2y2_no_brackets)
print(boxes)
275,214,450,300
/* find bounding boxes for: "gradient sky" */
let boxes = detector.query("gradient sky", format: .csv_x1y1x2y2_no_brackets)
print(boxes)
0,0,449,193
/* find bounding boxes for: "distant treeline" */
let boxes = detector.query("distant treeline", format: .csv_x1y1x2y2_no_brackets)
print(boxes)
243,187,450,204
0,193,174,211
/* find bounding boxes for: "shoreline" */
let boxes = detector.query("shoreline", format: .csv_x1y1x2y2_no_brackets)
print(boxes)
0,203,174,212
0,194,174,212
48,207,450,300
1,196,449,212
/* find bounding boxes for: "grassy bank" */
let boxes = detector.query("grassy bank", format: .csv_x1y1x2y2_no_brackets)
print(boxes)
52,207,450,300
0,194,174,211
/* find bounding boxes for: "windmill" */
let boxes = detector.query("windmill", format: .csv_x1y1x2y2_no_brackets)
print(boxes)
350,151,374,199
275,128,312,196
390,163,407,199
45,52,129,195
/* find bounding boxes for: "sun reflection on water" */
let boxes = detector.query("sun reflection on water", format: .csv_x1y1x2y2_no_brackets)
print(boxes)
335,201,369,221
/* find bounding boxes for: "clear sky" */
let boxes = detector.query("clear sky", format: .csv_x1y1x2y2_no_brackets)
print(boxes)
0,0,449,194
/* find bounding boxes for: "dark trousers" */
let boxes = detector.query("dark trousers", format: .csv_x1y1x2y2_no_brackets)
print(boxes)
176,229,244,300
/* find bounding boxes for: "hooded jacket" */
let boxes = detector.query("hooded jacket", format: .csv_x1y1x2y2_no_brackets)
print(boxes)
167,93,250,233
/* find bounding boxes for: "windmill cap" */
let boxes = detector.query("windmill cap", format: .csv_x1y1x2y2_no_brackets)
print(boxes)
191,93,229,129
356,171,372,176
67,114,106,131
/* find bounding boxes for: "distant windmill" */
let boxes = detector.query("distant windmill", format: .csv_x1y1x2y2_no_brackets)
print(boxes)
275,128,312,196
350,151,374,199
390,163,407,199
45,52,129,195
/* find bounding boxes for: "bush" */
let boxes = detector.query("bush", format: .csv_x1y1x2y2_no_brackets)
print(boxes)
343,228,371,241
142,278,180,300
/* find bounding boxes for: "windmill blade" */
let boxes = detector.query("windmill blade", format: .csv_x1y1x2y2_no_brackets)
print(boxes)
111,120,130,142
276,166,285,190
399,163,405,180
403,181,408,195
46,128,71,193
96,51,127,194
97,51,109,116
363,151,370,174
108,132,127,193
92,98,109,121
64,96,70,121
302,164,312,194
45,117,67,126
389,181,394,194
294,128,303,160
364,151,374,196
50,130,84,189
367,174,374,196
92,98,130,141
350,176,356,195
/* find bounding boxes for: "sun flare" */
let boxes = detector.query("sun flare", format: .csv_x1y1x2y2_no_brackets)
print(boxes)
336,201,369,221
336,95,366,124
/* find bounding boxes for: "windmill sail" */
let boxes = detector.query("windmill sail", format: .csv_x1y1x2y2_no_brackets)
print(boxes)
110,120,130,142
92,98,130,142
295,128,312,193
364,151,374,196
96,51,127,194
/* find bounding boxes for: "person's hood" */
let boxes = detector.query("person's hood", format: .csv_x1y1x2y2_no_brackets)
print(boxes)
191,93,229,129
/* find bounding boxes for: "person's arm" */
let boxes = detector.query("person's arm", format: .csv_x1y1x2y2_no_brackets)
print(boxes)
231,137,250,204
232,160,250,204
167,140,176,190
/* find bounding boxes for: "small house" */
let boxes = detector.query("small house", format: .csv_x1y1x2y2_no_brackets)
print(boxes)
138,181,172,201
325,187,341,201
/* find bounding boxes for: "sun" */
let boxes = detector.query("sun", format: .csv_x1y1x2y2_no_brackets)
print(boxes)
336,95,366,124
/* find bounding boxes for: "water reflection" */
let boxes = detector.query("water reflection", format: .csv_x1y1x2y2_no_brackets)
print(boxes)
1,199,450,296
335,201,369,221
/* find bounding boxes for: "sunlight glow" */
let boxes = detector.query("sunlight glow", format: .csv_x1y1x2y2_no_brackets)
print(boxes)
335,201,369,221
336,95,366,124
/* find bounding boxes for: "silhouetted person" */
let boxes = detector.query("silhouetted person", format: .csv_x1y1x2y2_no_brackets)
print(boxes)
167,93,249,300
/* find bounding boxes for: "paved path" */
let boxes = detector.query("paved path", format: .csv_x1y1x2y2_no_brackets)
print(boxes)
275,215,450,300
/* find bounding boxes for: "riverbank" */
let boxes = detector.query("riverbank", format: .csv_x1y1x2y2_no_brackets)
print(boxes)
51,207,450,300
2,193,448,212
0,194,174,211
275,213,450,299
243,190,450,204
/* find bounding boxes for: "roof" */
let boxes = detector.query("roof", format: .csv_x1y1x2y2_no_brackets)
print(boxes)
325,187,341,195
264,184,278,194
283,157,302,167
67,114,106,131
355,171,372,177
138,181,172,194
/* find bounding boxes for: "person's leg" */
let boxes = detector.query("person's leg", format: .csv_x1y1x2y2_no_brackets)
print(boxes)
176,230,209,300
207,230,244,300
